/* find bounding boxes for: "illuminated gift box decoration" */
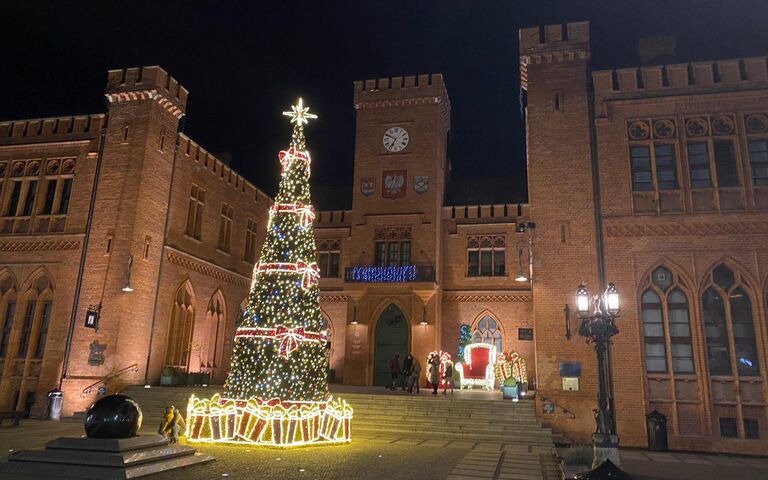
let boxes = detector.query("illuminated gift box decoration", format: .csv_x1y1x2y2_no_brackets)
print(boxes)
494,350,528,387
186,394,352,446
456,343,496,390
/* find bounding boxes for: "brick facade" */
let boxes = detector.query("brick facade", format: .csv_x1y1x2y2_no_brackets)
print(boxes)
0,21,766,455
0,66,270,416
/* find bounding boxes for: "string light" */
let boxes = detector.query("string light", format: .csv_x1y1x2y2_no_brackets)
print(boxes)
494,350,528,386
187,99,351,447
349,265,417,282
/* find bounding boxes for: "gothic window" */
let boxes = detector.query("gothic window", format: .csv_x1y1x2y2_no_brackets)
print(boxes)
34,301,52,359
713,141,740,187
630,146,653,192
373,227,412,267
628,140,679,192
472,315,503,352
185,185,205,240
702,264,760,377
0,274,17,358
641,267,694,374
467,235,505,277
203,291,225,370
317,239,341,278
165,281,195,371
747,140,768,186
217,203,234,252
244,218,258,263
687,143,712,188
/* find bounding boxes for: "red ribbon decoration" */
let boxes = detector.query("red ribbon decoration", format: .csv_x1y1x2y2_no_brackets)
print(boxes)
235,325,327,358
279,147,311,175
271,202,316,228
254,261,320,290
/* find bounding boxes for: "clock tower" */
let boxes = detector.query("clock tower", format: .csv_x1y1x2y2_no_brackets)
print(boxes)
334,74,450,385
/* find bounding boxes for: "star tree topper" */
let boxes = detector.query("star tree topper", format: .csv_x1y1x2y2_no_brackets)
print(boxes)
282,98,317,149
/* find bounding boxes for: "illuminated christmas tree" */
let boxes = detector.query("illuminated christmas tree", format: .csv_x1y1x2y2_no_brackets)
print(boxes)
186,99,352,447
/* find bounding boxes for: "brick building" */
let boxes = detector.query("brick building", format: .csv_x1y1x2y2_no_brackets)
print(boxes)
0,66,271,417
0,19,766,455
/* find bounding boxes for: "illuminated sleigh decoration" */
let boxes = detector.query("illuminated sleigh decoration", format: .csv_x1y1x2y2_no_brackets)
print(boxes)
494,350,528,387
186,393,352,447
456,343,496,390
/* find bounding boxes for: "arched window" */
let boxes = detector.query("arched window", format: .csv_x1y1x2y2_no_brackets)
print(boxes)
165,281,195,371
16,272,53,361
641,266,694,374
203,290,225,370
472,315,502,352
0,272,17,358
702,264,759,377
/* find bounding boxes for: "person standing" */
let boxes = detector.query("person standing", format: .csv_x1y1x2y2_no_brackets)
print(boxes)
442,360,455,395
402,353,414,391
388,354,401,390
409,358,421,394
429,353,440,395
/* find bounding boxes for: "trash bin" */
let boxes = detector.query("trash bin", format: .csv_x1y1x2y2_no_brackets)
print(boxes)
646,410,668,451
46,389,63,421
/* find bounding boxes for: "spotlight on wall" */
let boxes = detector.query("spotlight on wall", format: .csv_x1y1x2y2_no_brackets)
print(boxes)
121,255,135,293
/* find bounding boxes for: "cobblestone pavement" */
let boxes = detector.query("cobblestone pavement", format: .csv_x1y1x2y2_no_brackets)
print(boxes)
447,444,556,480
620,449,768,480
1,420,549,480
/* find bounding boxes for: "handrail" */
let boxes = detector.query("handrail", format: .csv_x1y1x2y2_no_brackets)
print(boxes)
540,394,577,419
81,363,139,397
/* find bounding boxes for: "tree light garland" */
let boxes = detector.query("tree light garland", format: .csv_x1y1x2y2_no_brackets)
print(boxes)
187,99,351,447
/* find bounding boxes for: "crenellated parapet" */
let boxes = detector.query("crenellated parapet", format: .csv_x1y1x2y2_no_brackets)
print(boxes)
314,210,351,227
353,74,450,130
442,203,530,223
519,21,590,80
177,133,271,204
0,114,105,146
592,57,768,116
105,66,188,118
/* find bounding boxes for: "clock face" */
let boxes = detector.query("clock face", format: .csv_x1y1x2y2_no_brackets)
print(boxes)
382,126,409,153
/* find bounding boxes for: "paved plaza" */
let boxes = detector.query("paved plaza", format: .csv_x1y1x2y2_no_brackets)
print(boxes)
2,418,768,479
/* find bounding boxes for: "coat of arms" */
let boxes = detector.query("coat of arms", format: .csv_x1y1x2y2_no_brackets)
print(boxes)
413,175,429,194
382,170,407,199
361,176,375,197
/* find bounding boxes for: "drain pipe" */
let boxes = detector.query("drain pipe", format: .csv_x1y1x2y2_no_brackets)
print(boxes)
60,110,109,388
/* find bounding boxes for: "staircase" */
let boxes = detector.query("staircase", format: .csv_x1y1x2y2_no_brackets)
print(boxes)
122,385,554,447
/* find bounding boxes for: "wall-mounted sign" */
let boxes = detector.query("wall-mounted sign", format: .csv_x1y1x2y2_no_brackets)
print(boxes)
84,307,100,330
542,402,555,414
518,328,533,341
562,377,580,391
559,362,582,378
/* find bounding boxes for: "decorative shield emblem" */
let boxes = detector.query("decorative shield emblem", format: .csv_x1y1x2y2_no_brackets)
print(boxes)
382,170,407,199
413,175,429,194
361,176,375,197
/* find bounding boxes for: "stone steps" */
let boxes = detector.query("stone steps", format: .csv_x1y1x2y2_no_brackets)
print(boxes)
121,385,555,446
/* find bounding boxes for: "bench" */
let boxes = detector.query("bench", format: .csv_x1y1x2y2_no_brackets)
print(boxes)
0,411,23,427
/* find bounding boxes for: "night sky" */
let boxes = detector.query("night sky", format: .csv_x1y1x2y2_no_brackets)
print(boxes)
2,1,767,207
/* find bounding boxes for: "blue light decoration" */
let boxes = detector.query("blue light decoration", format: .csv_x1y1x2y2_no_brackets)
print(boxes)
351,265,417,282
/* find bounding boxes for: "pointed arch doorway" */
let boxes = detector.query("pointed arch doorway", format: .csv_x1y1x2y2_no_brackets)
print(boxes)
373,303,409,386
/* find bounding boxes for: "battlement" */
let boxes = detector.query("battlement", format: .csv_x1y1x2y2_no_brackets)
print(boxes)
315,210,351,227
442,203,530,223
106,66,188,114
593,57,768,100
0,114,105,143
177,133,271,204
353,74,449,104
519,21,590,54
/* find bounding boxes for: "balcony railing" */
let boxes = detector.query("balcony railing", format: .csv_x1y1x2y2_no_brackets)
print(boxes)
344,264,435,283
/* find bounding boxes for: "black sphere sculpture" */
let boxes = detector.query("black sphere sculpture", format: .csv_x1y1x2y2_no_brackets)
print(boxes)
84,394,143,439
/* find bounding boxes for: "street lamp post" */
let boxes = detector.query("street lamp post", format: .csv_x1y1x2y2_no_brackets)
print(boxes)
575,283,622,468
